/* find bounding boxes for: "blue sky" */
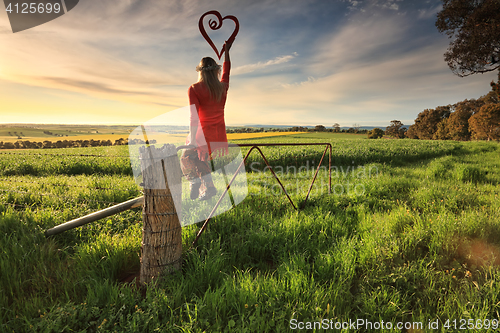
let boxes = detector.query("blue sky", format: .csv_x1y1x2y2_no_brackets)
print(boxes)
0,0,497,127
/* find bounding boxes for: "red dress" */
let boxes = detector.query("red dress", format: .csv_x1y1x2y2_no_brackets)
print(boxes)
187,61,230,161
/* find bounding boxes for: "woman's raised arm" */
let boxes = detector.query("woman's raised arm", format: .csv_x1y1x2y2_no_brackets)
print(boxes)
224,40,233,63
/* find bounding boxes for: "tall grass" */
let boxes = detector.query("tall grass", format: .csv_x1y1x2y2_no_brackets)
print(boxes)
1,134,499,332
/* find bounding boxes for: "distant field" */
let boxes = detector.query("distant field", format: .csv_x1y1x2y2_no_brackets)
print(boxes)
227,131,305,140
0,124,306,143
0,124,135,143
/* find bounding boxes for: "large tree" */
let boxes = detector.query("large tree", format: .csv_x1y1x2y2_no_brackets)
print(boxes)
436,0,500,77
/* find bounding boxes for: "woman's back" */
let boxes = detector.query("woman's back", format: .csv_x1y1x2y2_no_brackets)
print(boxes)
189,61,230,123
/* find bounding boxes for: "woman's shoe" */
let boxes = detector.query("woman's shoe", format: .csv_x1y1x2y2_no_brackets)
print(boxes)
189,181,201,200
199,186,217,201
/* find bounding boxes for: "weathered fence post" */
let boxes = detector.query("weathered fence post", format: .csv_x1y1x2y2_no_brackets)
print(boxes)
139,144,182,285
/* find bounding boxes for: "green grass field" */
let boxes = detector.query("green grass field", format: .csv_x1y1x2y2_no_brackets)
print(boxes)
1,133,500,332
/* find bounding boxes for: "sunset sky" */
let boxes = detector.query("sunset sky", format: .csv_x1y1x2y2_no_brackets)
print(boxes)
0,0,497,127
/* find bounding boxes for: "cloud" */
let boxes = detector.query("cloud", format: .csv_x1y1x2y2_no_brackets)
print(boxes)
344,0,403,13
418,5,443,20
39,77,156,96
232,53,298,75
309,10,409,75
346,0,362,11
380,0,402,11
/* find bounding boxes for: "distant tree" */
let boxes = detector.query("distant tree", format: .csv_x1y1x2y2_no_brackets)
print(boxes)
315,125,326,132
22,140,34,149
368,128,384,139
352,123,361,133
114,138,127,146
385,120,406,138
405,125,419,139
469,103,500,140
411,106,451,139
332,123,340,133
436,0,500,77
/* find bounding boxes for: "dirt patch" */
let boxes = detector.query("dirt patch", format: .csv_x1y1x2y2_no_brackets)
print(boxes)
455,237,500,267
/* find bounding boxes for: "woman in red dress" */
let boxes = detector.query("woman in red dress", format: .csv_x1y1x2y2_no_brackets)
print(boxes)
181,40,233,200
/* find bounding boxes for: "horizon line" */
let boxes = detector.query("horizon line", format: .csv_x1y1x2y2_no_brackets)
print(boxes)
0,122,410,128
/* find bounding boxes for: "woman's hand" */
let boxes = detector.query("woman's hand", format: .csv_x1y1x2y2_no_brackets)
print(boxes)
224,40,232,62
224,40,233,52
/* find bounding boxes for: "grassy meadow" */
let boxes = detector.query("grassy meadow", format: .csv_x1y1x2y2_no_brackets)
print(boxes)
1,133,500,332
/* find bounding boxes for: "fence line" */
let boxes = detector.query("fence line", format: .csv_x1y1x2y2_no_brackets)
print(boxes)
1,144,331,210
1,146,331,208
0,151,130,158
0,147,327,160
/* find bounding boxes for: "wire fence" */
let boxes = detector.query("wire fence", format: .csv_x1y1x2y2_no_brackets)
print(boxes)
0,151,130,158
0,146,331,214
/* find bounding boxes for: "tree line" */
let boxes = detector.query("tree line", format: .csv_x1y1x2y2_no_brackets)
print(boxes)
365,75,500,142
229,125,371,134
406,74,500,141
0,138,155,150
405,0,499,141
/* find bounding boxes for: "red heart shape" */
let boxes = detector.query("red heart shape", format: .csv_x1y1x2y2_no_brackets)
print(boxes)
199,10,239,60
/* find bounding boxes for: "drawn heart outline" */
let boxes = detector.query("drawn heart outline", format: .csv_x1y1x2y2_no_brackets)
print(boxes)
198,10,239,60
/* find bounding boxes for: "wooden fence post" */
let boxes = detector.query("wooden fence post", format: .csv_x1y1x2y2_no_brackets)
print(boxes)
139,144,182,285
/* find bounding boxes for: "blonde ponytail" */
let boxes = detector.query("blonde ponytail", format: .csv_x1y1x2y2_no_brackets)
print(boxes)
196,57,226,102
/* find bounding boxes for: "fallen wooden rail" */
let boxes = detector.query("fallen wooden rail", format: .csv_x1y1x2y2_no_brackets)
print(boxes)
44,196,144,237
